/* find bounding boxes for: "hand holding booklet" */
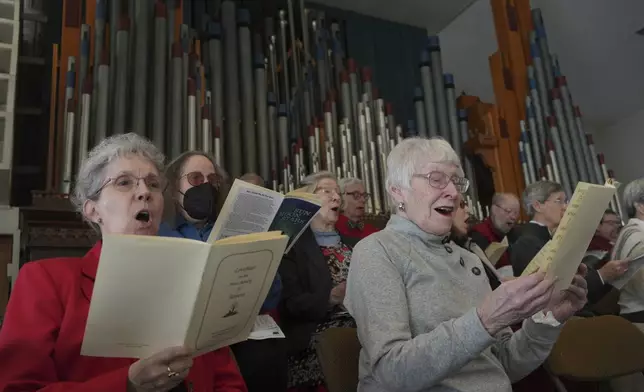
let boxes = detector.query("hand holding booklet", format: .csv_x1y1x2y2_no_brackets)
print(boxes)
82,180,321,359
521,182,616,291
81,231,288,359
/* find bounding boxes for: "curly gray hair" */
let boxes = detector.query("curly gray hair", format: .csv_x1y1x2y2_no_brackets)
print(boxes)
71,133,165,231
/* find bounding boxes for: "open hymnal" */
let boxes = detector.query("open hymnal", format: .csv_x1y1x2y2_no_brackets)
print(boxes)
521,182,616,291
208,179,322,253
484,236,509,266
81,231,288,359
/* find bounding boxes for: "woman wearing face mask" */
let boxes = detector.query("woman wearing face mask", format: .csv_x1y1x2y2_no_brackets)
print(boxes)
278,171,359,391
159,151,285,392
344,137,588,392
0,134,246,391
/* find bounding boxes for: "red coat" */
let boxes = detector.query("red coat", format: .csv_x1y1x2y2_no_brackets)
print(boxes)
0,243,247,392
335,214,380,240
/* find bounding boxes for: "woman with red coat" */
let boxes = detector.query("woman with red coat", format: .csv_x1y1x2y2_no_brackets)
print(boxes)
0,133,247,392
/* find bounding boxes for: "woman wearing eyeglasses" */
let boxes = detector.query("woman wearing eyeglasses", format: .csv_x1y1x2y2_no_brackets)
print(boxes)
278,171,358,391
159,151,285,392
0,134,246,391
336,177,380,240
344,137,588,392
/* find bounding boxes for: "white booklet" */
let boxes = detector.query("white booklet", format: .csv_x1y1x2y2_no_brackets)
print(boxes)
208,179,322,253
521,182,616,291
81,231,288,359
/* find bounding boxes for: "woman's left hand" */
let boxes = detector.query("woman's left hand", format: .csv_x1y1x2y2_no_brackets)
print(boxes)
547,264,589,322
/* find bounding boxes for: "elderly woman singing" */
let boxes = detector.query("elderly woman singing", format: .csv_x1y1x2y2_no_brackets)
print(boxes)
0,134,246,392
345,137,588,392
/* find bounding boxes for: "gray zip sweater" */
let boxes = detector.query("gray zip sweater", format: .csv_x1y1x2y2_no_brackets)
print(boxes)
344,215,562,392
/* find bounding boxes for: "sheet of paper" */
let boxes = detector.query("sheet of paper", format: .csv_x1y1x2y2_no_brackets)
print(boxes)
209,179,284,243
611,253,644,289
81,235,209,358
484,236,509,266
521,182,616,291
248,315,285,340
188,235,288,355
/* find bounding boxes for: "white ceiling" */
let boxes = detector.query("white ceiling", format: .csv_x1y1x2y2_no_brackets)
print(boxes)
310,0,478,33
313,0,644,130
440,0,644,130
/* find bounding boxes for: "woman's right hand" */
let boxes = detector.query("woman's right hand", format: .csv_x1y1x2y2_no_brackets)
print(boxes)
476,272,556,335
329,282,347,305
127,346,194,392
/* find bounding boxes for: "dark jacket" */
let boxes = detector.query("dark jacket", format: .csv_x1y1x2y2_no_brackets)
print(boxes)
510,222,610,304
509,222,551,276
278,228,358,354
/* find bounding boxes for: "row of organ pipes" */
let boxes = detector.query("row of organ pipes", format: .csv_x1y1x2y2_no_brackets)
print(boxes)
511,8,622,215
53,0,487,218
50,0,615,220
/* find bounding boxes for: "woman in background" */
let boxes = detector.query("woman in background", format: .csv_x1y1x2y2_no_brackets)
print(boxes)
611,177,644,331
160,151,285,392
279,171,357,391
0,133,246,392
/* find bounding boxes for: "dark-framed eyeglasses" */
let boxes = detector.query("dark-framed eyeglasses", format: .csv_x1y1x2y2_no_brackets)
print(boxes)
344,191,370,201
413,171,469,194
94,174,168,196
601,219,622,227
182,171,222,188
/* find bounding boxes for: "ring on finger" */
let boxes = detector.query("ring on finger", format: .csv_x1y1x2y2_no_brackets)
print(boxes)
167,365,181,378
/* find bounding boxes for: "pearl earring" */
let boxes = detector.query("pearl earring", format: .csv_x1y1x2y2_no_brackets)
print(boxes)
97,218,103,224
397,202,406,212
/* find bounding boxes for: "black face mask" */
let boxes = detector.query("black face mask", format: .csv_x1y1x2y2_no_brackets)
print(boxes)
181,183,218,221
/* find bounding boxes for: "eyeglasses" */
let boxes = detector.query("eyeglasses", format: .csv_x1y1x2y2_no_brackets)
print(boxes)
413,171,469,194
494,204,520,217
344,191,370,201
601,219,622,226
182,171,222,188
314,187,341,197
547,197,568,206
95,174,168,196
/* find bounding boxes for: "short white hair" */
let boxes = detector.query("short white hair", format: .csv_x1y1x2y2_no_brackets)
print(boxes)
301,171,338,193
623,178,644,218
339,177,364,193
386,137,463,211
72,133,165,230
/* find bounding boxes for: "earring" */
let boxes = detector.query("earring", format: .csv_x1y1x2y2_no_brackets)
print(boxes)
397,202,406,212
97,218,103,224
